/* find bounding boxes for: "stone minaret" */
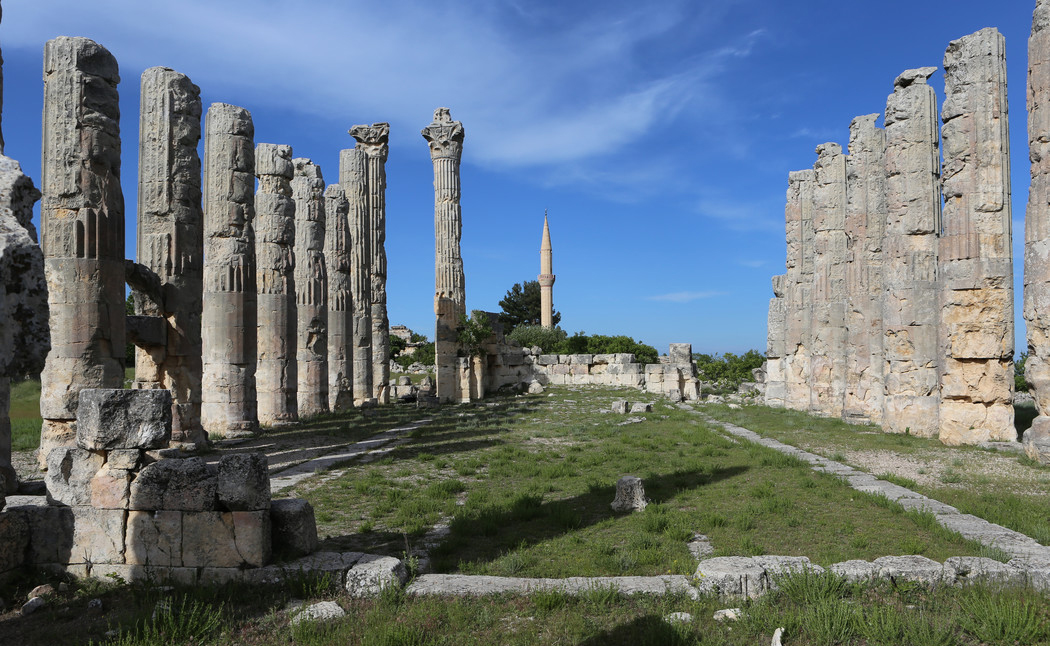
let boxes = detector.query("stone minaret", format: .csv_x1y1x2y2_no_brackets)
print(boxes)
1026,0,1050,440
339,148,373,405
291,158,329,417
422,108,465,403
39,37,126,467
939,28,1014,444
254,143,297,428
349,123,390,404
201,103,258,437
539,212,555,329
324,183,353,412
131,66,206,448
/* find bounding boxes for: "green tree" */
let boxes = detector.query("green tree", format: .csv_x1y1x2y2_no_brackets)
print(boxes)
498,280,561,333
390,334,407,357
1016,351,1029,393
458,311,494,357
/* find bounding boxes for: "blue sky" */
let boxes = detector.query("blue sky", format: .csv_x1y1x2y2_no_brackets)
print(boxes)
0,0,1037,355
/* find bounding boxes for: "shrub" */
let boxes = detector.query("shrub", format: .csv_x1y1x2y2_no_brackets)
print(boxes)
508,325,567,353
695,349,765,393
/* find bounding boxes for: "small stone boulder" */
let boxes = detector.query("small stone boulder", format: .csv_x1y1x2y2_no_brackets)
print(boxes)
217,453,271,511
527,381,544,395
76,389,172,450
629,402,653,414
610,476,646,512
611,400,629,414
270,498,319,557
129,457,217,511
290,600,346,626
345,554,407,597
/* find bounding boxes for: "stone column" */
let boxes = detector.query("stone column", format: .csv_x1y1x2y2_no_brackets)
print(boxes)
1026,0,1050,435
291,159,329,417
939,28,1014,444
130,66,206,448
324,183,353,412
0,156,46,492
349,123,390,404
254,143,297,427
422,108,465,403
844,114,887,424
201,103,258,437
339,148,373,405
809,143,848,418
783,169,815,411
765,275,787,408
39,37,126,467
882,68,941,437
539,213,555,329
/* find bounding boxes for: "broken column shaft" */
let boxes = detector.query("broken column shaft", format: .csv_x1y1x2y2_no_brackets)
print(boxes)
422,108,465,403
291,158,329,417
324,183,354,412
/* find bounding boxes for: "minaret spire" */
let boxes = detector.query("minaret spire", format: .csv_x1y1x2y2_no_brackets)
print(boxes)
539,210,555,329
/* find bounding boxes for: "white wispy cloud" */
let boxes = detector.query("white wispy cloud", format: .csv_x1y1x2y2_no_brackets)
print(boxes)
647,291,724,303
695,195,783,233
737,259,766,268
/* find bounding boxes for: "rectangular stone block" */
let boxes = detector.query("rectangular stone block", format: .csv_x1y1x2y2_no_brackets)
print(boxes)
182,511,241,568
217,453,271,511
129,457,217,511
70,507,126,565
271,498,319,558
46,447,105,506
592,354,613,364
77,389,172,450
107,450,141,470
233,510,272,567
0,511,29,574
550,364,570,376
611,353,635,364
7,502,74,565
127,510,182,567
570,354,593,364
537,355,558,366
90,465,132,509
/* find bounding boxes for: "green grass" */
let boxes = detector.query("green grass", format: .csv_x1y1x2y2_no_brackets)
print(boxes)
704,403,1050,548
292,386,986,577
9,378,42,451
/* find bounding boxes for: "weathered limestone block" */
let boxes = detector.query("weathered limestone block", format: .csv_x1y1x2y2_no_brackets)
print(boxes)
611,475,646,512
129,457,216,511
782,170,815,412
45,447,105,506
423,108,467,403
0,154,46,492
126,510,182,566
201,103,258,437
292,159,329,417
1023,419,1050,464
39,37,125,467
843,114,886,424
270,498,318,557
76,389,172,450
217,453,270,511
89,465,132,509
182,510,270,568
254,143,298,427
324,184,354,412
339,148,372,405
882,67,942,437
133,66,205,448
0,510,29,574
350,123,390,404
345,554,408,597
939,28,1015,444
1026,0,1050,428
107,449,140,470
69,507,126,565
809,142,848,418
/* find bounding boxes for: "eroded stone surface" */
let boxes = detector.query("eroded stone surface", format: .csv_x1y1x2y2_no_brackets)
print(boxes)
129,457,216,511
216,453,270,511
76,389,171,450
291,159,329,417
610,476,646,512
339,147,372,405
324,184,353,412
1027,0,1050,423
270,498,319,557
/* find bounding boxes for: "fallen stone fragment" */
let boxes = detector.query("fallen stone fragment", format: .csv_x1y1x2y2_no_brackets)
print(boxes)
611,400,628,414
527,381,544,395
687,534,714,560
772,627,785,646
20,596,45,616
873,555,950,585
663,611,692,625
345,555,407,597
610,476,646,512
695,556,767,598
28,584,54,599
1023,423,1050,465
629,402,652,413
713,608,741,622
290,600,346,626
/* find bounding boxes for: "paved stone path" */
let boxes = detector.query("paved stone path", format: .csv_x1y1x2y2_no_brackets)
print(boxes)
690,406,1050,562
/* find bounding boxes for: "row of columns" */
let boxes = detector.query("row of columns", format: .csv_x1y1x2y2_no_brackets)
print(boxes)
766,27,1015,445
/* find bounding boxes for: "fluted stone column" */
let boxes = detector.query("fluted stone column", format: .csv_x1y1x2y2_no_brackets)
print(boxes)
422,108,465,403
39,37,126,467
201,103,258,437
255,143,297,427
339,148,372,405
783,169,815,411
765,274,787,408
1026,0,1050,435
844,114,887,424
349,123,390,404
882,68,941,437
0,156,46,492
939,28,1014,444
130,66,206,448
291,159,328,417
325,184,353,412
809,143,848,418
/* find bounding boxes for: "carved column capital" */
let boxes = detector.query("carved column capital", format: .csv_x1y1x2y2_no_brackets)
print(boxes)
421,108,464,161
349,122,390,160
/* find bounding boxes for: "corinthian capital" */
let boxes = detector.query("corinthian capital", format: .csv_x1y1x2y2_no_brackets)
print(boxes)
421,107,464,161
349,122,390,160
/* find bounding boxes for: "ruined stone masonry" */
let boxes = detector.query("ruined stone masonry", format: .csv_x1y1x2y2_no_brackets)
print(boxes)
422,108,466,404
39,37,126,468
940,28,1015,444
339,147,373,405
0,156,46,493
1026,0,1050,446
325,183,354,412
129,66,206,449
349,123,390,404
254,143,298,427
201,103,258,437
291,158,329,417
781,170,815,413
